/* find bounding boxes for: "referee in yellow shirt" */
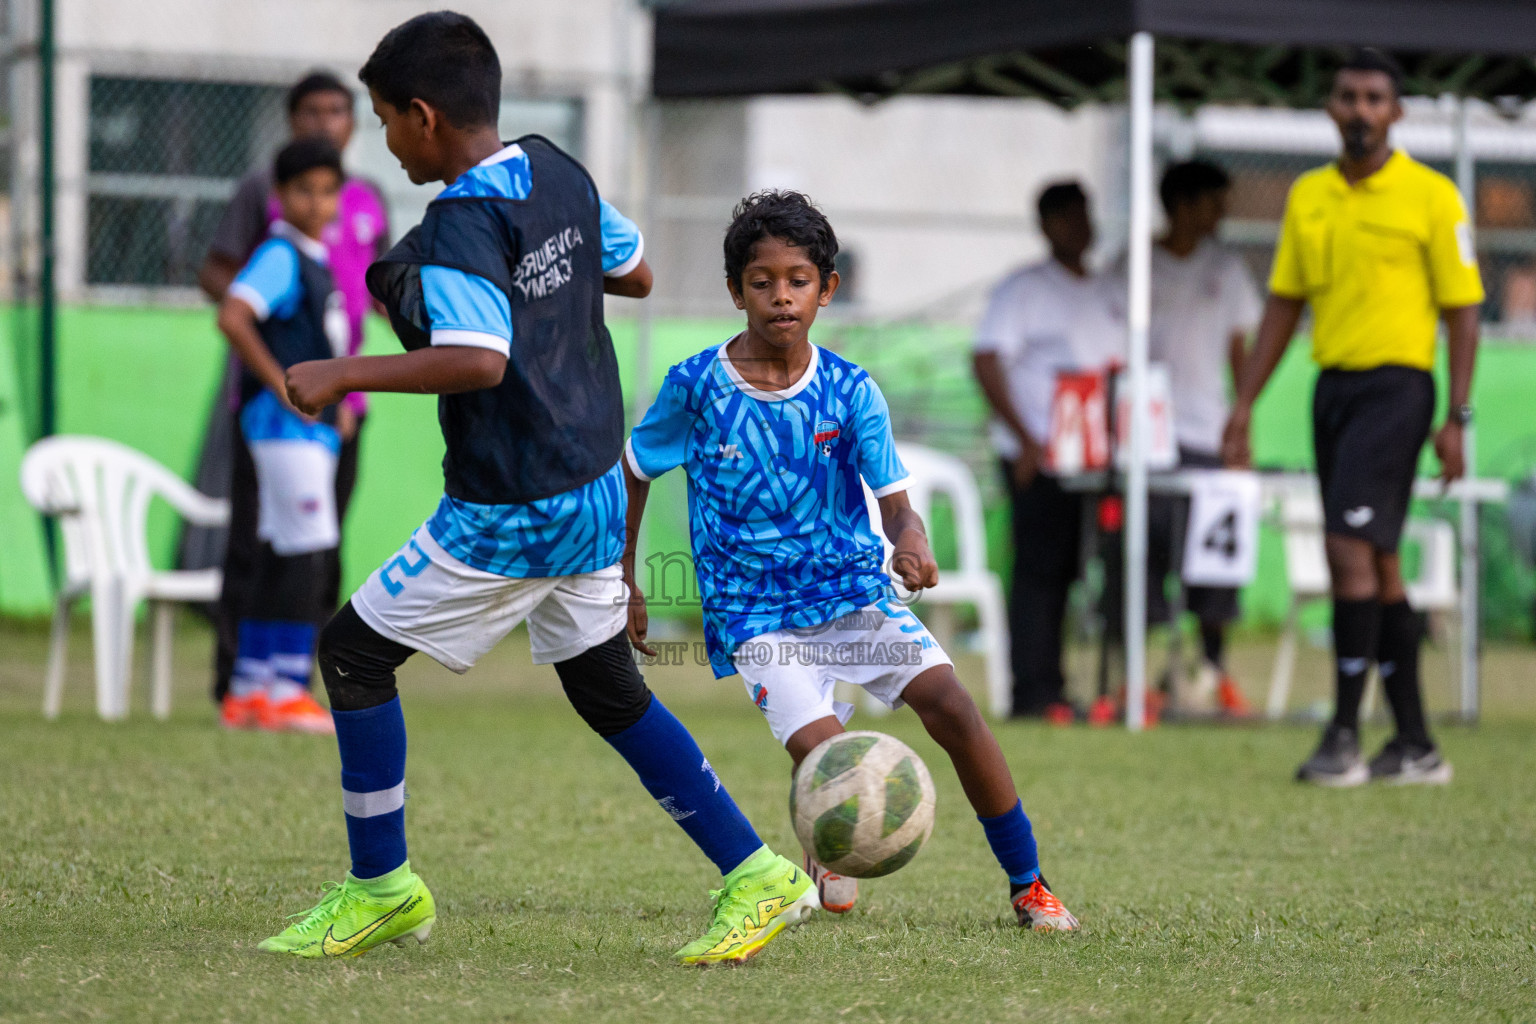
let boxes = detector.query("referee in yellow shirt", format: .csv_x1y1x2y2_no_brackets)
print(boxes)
1223,49,1482,787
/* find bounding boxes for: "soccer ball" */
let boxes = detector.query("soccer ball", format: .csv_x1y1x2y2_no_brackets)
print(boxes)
790,731,936,878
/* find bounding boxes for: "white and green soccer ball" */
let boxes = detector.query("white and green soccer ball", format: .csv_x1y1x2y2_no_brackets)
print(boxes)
790,731,936,878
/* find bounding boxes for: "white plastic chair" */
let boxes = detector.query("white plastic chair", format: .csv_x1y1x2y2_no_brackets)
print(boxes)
1264,483,1331,720
20,435,229,721
1400,517,1460,701
862,442,1011,717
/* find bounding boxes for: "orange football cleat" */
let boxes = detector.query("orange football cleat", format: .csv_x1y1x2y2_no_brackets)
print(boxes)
802,852,857,913
221,690,269,730
1012,877,1079,932
1216,675,1253,717
1044,701,1077,726
261,690,336,734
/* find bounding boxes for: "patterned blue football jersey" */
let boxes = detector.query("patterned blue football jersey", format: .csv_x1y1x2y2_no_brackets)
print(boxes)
426,462,626,577
627,340,912,677
418,142,640,578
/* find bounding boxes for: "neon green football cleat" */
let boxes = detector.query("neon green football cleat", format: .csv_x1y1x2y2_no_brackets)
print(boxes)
674,848,819,966
257,862,435,959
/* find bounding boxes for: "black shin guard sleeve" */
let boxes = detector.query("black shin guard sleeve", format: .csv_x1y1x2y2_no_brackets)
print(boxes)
1331,598,1381,732
1377,599,1432,746
553,631,654,737
318,601,415,711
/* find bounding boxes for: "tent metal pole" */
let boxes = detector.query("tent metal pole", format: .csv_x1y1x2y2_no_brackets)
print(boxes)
634,98,658,429
632,98,659,575
1124,31,1155,732
1453,96,1479,724
39,0,56,439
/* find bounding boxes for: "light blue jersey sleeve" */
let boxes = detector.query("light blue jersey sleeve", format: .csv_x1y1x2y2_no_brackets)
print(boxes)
422,265,512,356
228,239,301,322
600,199,645,278
625,375,691,481
852,376,912,497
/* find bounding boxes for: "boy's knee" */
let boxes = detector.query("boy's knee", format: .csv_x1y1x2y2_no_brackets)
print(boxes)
553,631,653,737
318,602,412,711
906,668,980,728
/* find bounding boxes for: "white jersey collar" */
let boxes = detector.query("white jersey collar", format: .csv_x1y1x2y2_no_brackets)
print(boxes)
269,219,329,265
717,335,819,402
476,142,526,168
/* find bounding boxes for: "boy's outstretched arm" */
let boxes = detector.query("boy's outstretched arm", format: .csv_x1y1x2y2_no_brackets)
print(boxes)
285,347,506,415
877,491,939,591
620,459,658,656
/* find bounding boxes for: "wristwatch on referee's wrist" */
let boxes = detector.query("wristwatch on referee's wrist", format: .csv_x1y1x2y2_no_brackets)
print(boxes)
1450,404,1474,426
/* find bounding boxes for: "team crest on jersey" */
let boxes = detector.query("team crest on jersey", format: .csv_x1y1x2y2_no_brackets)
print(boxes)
814,420,841,456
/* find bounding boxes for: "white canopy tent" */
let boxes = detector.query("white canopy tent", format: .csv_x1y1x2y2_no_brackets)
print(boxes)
648,0,1536,727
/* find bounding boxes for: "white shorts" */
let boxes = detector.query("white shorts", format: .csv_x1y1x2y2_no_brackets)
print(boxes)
248,439,339,555
351,525,628,672
734,598,953,745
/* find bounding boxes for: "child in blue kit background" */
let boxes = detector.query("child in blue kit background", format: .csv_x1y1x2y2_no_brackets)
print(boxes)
266,12,814,965
216,137,350,736
623,190,1080,930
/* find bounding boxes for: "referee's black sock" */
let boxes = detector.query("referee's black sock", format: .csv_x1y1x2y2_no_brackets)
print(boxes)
1377,599,1433,748
1330,598,1381,733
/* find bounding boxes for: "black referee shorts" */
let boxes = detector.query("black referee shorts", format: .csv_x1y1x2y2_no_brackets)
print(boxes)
1312,366,1434,552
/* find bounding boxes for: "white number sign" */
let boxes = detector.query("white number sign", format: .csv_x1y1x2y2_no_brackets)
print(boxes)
1182,470,1261,587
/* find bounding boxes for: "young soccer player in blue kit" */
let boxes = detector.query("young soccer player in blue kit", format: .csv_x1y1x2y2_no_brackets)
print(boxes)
267,13,814,964
623,191,1079,930
216,137,350,735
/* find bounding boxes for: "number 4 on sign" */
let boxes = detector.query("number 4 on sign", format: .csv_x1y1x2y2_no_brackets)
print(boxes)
1182,471,1261,588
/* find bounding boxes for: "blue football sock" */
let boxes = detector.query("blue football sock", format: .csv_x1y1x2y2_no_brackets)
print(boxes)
604,698,764,875
978,800,1040,886
230,620,272,697
268,620,317,694
333,696,408,880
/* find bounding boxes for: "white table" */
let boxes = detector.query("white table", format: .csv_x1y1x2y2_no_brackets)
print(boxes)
1061,469,1509,721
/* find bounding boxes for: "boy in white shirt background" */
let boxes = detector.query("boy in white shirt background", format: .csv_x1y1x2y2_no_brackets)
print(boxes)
972,183,1125,720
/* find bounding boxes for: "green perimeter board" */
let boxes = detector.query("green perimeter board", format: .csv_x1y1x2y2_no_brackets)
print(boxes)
4,304,1535,635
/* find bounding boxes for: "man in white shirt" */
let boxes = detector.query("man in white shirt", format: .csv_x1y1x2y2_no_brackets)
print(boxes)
972,182,1124,719
1135,160,1261,713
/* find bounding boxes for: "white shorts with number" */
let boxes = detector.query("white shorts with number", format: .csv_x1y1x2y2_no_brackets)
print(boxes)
351,524,628,672
733,597,953,745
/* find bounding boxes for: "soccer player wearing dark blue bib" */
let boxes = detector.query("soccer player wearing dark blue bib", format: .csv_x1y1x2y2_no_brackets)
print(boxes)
264,13,814,964
216,138,351,737
622,191,1080,931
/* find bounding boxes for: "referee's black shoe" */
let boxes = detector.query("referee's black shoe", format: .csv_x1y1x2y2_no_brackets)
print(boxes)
1295,724,1369,788
1367,737,1453,786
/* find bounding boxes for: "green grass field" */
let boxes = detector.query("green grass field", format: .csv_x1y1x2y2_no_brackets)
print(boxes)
3,618,1534,1023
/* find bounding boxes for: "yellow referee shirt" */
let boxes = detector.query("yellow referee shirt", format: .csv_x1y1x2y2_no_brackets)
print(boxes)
1269,150,1484,371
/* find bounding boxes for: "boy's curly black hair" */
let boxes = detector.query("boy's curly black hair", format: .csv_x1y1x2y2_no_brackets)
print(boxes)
723,190,839,288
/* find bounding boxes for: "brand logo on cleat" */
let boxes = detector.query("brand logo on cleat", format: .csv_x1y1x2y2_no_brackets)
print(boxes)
319,898,412,957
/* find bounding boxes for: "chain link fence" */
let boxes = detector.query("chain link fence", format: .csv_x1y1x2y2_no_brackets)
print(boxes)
84,76,286,290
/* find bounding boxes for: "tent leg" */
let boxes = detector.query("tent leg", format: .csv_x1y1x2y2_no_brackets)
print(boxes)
631,98,659,574
1123,31,1155,732
1453,96,1480,724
